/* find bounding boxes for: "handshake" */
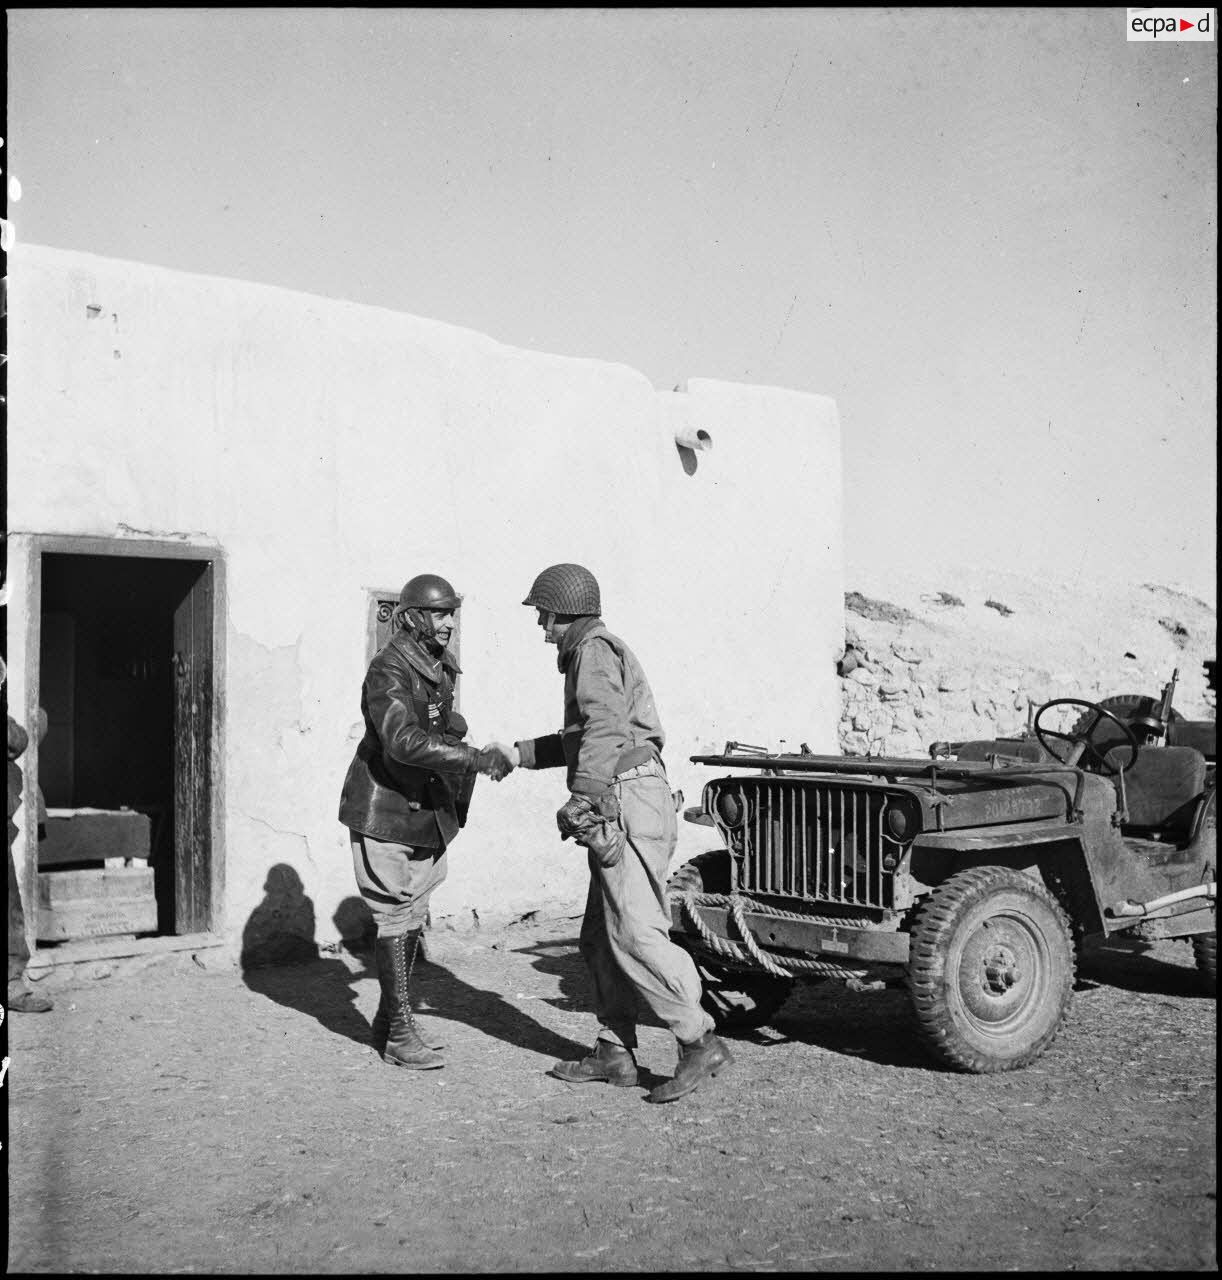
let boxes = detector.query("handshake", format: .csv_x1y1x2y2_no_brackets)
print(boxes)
476,741,520,783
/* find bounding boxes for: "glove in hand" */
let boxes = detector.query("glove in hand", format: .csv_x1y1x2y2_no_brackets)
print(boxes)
556,793,597,840
557,792,626,868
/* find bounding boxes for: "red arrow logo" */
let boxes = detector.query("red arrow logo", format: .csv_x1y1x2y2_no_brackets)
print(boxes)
1180,18,1195,31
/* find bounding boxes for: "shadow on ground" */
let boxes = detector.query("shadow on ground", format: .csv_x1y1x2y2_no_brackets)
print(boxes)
514,933,938,1075
240,893,594,1064
1076,934,1211,998
413,947,592,1061
508,935,681,1085
756,982,937,1071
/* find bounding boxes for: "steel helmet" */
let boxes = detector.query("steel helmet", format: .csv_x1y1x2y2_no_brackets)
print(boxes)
398,574,462,611
522,564,601,616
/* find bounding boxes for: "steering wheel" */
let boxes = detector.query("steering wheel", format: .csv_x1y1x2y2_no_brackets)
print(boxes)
1034,698,1140,775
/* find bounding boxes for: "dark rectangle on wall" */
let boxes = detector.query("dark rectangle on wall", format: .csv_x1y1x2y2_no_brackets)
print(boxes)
174,563,215,934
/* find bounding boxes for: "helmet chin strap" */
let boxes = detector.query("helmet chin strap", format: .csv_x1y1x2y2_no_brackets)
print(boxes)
404,607,445,655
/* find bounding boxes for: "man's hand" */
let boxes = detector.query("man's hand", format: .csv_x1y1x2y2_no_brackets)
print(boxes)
556,793,597,840
477,743,517,782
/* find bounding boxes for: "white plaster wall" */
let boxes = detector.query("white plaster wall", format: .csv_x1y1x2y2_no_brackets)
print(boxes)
6,244,844,949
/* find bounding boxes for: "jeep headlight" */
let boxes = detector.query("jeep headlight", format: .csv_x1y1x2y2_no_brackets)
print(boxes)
715,790,744,829
883,796,920,842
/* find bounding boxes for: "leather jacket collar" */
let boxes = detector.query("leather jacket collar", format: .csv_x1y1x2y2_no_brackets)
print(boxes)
557,615,603,673
389,627,463,684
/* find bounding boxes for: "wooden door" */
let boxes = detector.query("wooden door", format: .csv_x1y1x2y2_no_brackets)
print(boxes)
172,564,214,933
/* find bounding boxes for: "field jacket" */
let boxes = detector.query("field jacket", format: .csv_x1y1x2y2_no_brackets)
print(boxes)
515,616,665,799
338,628,479,848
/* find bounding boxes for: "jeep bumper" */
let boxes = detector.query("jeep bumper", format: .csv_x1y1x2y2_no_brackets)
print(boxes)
667,899,910,966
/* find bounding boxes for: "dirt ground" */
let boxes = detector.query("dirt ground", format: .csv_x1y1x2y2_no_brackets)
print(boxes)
6,918,1216,1274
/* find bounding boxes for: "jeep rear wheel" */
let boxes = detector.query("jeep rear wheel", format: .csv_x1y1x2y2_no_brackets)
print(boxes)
665,851,795,1031
1191,933,1216,995
695,961,795,1031
908,866,1075,1074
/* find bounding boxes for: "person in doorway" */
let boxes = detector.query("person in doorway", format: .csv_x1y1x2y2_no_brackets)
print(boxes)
338,573,514,1070
6,683,53,1013
502,563,733,1104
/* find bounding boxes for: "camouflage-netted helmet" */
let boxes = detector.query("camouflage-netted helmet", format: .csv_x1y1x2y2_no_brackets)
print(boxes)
398,574,462,611
522,564,601,616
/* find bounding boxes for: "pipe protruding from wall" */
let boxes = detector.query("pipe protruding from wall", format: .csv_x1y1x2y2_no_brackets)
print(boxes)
674,425,713,453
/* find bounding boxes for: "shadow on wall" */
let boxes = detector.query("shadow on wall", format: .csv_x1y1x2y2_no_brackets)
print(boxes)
241,883,378,1047
239,863,320,969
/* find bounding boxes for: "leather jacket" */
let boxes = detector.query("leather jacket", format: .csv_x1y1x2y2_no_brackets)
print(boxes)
338,628,479,848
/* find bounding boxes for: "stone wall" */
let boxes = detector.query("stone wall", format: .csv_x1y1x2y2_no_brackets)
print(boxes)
836,567,1216,758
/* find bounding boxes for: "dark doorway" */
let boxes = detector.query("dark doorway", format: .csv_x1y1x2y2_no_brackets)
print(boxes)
37,547,219,938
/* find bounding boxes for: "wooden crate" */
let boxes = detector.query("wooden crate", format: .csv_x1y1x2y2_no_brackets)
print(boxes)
36,865,158,942
40,808,151,868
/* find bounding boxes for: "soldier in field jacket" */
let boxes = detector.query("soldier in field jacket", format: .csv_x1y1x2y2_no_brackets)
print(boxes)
505,563,735,1104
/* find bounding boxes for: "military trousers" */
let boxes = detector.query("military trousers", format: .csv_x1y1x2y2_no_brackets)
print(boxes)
579,763,714,1049
8,842,32,992
349,831,447,937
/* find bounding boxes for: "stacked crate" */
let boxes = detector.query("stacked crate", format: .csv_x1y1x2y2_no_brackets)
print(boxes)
36,808,157,942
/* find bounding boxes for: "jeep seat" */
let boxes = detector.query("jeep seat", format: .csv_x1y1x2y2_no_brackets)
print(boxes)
1106,745,1208,841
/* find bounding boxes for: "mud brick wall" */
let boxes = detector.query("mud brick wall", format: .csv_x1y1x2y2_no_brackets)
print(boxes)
836,573,1216,759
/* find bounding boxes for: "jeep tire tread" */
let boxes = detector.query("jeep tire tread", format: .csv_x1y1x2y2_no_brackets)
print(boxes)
907,865,1075,1074
665,850,733,897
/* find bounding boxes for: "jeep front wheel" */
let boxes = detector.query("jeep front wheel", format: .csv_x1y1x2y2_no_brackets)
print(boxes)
907,866,1075,1073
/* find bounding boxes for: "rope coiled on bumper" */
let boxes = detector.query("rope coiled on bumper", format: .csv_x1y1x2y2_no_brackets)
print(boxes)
674,891,874,981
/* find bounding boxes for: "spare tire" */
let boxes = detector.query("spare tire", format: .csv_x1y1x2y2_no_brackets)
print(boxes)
1069,694,1181,770
1070,694,1180,736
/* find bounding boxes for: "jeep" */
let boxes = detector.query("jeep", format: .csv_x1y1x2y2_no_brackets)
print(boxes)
667,669,1216,1073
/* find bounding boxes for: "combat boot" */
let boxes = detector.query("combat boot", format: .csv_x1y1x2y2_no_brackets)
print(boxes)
374,930,443,1070
551,1038,639,1086
647,1030,734,1103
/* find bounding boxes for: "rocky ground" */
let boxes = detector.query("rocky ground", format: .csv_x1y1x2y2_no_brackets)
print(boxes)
5,915,1216,1274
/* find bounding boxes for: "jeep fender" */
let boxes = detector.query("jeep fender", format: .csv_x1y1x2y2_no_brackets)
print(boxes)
909,830,1106,939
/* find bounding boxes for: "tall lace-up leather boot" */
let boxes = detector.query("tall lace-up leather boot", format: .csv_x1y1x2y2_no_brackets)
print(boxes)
370,928,443,1053
374,930,443,1070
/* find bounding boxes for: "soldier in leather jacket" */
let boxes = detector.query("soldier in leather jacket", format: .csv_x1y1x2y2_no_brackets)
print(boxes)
338,573,513,1070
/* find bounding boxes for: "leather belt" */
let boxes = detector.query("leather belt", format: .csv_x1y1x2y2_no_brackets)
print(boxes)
615,757,666,782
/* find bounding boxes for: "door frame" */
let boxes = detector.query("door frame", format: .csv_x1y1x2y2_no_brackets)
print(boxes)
18,535,226,951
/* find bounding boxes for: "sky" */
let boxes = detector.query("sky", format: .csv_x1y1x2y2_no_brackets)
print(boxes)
5,7,1218,603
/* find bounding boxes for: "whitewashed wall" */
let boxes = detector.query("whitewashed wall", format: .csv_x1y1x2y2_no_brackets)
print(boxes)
6,244,844,952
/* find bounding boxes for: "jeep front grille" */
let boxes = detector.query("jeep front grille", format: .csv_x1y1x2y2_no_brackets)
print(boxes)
712,778,893,910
